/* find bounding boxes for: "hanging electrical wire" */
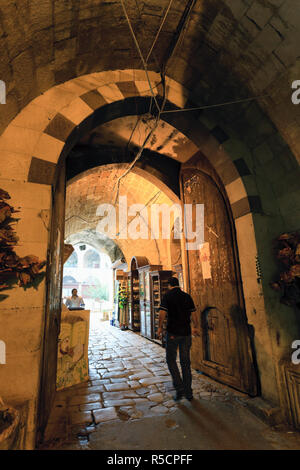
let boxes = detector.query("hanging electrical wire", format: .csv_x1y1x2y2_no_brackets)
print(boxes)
112,0,174,204
134,0,161,74
161,3,192,78
112,107,165,205
119,0,161,113
125,115,142,154
160,0,196,77
145,0,174,64
116,190,162,237
113,0,172,203
160,94,271,114
112,0,196,205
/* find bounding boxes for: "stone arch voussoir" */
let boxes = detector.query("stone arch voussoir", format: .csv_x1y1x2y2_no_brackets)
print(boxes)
0,69,260,222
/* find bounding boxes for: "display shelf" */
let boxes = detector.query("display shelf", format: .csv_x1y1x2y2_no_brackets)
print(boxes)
137,264,162,339
128,261,174,344
150,270,173,344
128,269,141,331
115,272,129,328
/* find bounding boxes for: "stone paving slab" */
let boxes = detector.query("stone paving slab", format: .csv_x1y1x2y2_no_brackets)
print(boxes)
139,376,171,386
135,387,150,396
110,378,128,383
126,364,145,369
128,380,141,389
69,393,101,406
148,393,164,403
133,398,150,404
96,368,108,374
93,407,118,424
69,411,93,425
42,318,256,449
90,379,110,385
80,402,103,411
102,391,139,400
102,371,129,379
104,399,135,407
86,385,105,393
104,383,131,392
129,372,153,380
164,400,176,408
151,405,169,414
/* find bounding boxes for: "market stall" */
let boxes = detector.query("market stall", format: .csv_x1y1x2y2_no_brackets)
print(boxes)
56,304,90,390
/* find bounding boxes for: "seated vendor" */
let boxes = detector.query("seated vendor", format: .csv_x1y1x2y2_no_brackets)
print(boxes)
65,288,85,309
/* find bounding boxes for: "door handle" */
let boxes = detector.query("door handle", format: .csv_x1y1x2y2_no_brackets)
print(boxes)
54,316,60,333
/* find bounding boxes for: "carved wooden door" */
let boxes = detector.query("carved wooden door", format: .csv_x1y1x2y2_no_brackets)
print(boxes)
181,168,258,395
37,161,66,442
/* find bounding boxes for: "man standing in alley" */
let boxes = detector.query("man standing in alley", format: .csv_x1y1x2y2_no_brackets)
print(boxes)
157,277,199,402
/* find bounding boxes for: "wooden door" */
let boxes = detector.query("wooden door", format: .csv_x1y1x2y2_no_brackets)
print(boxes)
144,270,152,339
131,271,140,331
139,270,146,336
181,168,258,396
128,274,133,329
37,161,66,442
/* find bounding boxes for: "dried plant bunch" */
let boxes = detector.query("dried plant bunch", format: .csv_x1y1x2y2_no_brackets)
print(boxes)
270,231,300,308
0,396,9,418
0,188,46,296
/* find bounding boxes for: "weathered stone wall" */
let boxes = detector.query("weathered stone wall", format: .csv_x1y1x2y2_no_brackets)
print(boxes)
0,68,299,433
0,0,299,444
0,0,299,162
0,180,51,449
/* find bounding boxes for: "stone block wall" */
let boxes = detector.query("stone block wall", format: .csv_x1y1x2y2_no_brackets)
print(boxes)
1,67,298,414
0,180,51,448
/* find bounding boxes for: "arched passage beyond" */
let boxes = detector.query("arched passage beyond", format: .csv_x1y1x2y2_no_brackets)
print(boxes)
65,163,180,269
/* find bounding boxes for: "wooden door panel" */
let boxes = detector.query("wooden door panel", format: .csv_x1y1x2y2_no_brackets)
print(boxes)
181,168,257,395
37,162,66,442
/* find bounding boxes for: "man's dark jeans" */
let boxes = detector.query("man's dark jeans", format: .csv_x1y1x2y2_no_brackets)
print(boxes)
165,333,192,397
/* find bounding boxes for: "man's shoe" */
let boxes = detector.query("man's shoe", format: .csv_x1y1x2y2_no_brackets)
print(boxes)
173,392,184,402
185,390,194,401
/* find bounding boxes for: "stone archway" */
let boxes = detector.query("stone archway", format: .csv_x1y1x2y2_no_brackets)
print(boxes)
2,69,265,338
0,70,285,445
65,162,181,269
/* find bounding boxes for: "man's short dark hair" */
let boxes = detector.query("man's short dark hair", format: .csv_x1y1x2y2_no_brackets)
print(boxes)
168,277,179,287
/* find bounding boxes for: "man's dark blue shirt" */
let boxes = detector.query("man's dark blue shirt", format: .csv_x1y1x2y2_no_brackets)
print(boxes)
159,287,196,336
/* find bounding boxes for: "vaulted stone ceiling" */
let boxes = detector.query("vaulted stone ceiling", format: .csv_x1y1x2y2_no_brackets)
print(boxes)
79,115,198,161
65,164,178,266
1,0,299,163
65,229,124,263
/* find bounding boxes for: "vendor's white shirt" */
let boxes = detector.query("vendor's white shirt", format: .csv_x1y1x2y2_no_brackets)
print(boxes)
66,295,84,308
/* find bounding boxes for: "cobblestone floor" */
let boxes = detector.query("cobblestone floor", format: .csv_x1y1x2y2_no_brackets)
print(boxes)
41,314,252,449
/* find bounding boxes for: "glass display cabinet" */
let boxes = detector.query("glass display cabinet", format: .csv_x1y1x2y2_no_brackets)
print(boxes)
128,269,140,331
138,264,162,339
150,270,173,345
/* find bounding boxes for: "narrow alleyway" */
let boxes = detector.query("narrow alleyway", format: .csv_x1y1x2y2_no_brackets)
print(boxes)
40,313,300,450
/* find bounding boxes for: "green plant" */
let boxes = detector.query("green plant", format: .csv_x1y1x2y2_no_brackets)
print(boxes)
118,287,128,309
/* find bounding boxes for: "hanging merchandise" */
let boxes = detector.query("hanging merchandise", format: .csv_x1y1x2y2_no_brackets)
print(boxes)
118,281,129,330
270,231,300,309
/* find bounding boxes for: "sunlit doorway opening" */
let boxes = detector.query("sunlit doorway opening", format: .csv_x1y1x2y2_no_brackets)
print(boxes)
62,243,113,320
